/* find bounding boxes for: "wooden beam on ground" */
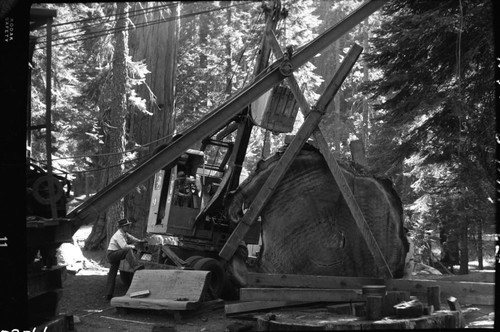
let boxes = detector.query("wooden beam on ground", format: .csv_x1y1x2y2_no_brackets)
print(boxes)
225,301,308,315
268,32,393,279
246,273,384,289
240,288,364,302
385,278,494,306
219,44,363,260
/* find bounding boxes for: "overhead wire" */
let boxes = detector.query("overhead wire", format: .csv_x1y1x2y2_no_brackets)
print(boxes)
34,2,253,50
32,1,262,175
34,2,180,37
35,4,209,49
33,2,178,32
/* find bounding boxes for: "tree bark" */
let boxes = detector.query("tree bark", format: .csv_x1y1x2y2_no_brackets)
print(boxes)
85,2,129,250
459,219,469,274
362,21,370,148
476,218,483,269
224,2,233,96
198,2,209,109
125,2,179,237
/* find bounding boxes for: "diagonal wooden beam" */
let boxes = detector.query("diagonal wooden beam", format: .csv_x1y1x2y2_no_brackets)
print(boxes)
268,32,393,279
68,0,386,230
219,44,363,261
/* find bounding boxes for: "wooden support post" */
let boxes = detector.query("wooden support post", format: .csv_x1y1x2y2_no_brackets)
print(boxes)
268,32,393,279
219,44,363,260
427,285,441,311
447,296,465,328
366,295,383,320
447,296,461,311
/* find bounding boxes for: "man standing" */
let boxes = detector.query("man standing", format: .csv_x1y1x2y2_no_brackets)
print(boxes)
105,218,145,300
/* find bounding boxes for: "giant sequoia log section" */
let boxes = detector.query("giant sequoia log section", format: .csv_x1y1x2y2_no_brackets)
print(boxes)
226,144,409,278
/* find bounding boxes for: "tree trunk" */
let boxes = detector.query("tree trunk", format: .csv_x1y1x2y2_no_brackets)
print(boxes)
85,2,129,250
125,2,179,237
476,218,484,270
459,219,469,274
198,2,209,109
362,22,370,148
224,2,233,96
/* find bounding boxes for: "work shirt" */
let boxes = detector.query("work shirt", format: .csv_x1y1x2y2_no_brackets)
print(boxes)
107,229,141,251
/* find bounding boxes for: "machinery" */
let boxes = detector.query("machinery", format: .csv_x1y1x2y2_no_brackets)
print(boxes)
116,144,261,299
28,0,387,310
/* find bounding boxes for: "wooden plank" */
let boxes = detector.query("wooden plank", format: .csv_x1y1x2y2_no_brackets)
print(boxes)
130,290,150,298
161,245,186,267
246,272,384,289
219,44,363,261
240,288,364,302
268,32,393,279
225,301,308,315
111,269,210,311
385,278,494,305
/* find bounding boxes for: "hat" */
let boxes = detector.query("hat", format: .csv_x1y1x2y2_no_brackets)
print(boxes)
117,218,132,227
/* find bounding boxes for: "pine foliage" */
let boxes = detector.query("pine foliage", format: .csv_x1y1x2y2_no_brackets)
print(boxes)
363,0,495,269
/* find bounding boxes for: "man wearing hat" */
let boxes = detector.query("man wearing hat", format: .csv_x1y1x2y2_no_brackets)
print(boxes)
105,218,145,300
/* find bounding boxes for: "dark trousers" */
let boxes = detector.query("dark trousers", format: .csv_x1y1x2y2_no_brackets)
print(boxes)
105,248,139,297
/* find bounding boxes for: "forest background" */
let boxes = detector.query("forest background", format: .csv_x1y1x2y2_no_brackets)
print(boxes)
27,0,496,275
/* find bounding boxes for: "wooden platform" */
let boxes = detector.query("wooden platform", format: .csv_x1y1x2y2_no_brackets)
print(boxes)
111,269,210,311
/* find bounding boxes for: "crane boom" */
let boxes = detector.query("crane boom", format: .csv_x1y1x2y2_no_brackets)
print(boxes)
67,0,386,231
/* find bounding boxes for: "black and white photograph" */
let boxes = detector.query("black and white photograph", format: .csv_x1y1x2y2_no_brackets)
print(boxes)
0,0,497,330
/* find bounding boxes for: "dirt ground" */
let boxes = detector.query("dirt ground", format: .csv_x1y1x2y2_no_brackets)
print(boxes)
55,226,496,331
57,229,243,332
58,270,242,332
